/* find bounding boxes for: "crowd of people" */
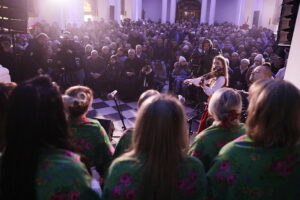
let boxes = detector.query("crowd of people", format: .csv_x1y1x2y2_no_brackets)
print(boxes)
0,18,298,200
0,19,287,102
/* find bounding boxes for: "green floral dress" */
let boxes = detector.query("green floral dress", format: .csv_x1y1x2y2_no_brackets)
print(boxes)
70,117,114,176
102,155,207,200
36,148,101,200
207,135,300,200
189,123,245,171
113,129,134,159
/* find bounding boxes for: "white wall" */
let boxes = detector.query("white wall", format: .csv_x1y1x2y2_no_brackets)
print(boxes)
142,0,162,22
29,0,84,27
285,6,300,89
124,0,133,18
260,0,282,30
215,0,239,24
241,0,282,30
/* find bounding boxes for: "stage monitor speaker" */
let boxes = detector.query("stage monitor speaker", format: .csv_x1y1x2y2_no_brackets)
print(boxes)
93,118,115,140
0,0,28,33
277,0,299,46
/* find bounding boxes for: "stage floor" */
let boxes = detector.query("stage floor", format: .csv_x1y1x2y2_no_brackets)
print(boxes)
87,96,199,145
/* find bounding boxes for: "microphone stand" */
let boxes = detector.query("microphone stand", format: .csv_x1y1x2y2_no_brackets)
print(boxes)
112,96,127,131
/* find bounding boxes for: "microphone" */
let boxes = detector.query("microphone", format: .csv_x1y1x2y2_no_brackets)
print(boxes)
107,90,118,100
178,95,186,104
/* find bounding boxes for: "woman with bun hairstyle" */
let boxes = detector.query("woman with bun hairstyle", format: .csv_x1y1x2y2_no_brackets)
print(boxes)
64,86,114,176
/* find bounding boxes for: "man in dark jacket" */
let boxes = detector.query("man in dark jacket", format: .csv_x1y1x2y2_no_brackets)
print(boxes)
85,50,107,96
22,33,49,81
56,32,85,87
118,49,143,101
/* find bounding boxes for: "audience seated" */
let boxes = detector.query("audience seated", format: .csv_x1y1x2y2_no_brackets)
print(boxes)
189,88,245,171
230,58,250,91
103,95,207,200
0,76,100,200
63,86,114,176
207,79,300,200
172,56,191,95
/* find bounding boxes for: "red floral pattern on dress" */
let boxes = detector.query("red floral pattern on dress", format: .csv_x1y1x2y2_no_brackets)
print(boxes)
220,160,231,172
119,174,132,186
112,186,122,198
125,189,137,200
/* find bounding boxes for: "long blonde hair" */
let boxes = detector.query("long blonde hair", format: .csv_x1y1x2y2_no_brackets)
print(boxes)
211,55,229,87
129,95,189,199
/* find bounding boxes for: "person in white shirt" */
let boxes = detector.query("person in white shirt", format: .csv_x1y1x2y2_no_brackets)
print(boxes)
0,64,11,83
184,55,229,133
184,55,229,97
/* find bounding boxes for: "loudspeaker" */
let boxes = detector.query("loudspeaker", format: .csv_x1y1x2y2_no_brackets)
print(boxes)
0,0,28,33
110,6,115,21
93,118,115,140
252,11,260,27
277,0,300,46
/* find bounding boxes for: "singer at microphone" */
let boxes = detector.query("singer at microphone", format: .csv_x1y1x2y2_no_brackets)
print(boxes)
107,90,118,100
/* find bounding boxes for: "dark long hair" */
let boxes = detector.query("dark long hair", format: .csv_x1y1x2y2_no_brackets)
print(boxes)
0,76,73,200
129,95,189,200
0,82,17,150
247,79,300,147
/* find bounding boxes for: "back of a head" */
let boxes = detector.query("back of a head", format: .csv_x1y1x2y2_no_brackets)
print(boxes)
137,89,160,108
64,86,93,118
1,76,71,200
247,79,300,148
132,95,189,199
208,88,242,127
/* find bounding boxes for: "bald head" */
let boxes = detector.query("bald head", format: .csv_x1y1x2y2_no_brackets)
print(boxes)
250,65,272,83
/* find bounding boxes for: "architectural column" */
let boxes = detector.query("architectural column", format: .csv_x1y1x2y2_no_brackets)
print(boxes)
98,0,110,21
208,0,216,25
161,0,168,23
137,0,142,20
170,0,176,23
114,0,121,24
236,0,246,26
200,0,208,23
131,0,136,20
66,0,84,25
131,0,142,21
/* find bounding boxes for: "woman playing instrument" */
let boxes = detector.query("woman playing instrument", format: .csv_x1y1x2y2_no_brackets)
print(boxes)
184,55,229,97
184,55,229,133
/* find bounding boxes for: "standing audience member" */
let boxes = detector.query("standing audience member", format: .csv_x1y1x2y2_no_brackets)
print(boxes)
207,79,300,200
85,50,107,97
22,33,49,81
119,49,142,101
